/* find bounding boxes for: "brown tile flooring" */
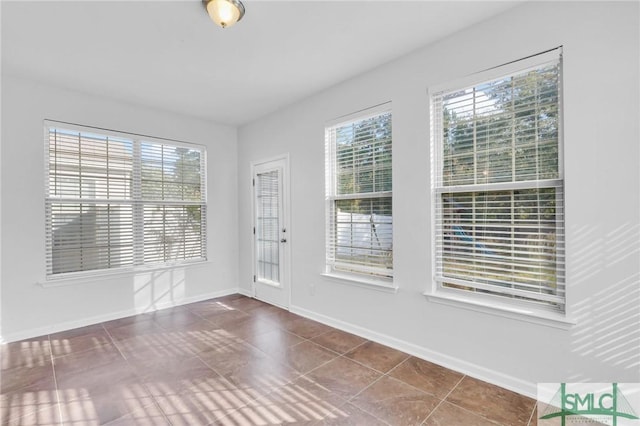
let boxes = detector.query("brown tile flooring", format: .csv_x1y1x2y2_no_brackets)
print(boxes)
1,294,538,425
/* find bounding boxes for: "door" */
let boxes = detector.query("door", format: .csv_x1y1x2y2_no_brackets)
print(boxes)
252,156,289,309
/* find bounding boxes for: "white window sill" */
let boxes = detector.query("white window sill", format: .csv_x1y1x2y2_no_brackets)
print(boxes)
321,272,398,293
424,291,576,330
37,260,211,288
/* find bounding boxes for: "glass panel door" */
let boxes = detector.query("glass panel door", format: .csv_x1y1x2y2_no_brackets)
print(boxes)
256,169,280,284
252,156,289,309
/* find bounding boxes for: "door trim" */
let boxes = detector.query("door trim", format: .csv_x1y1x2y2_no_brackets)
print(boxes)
250,153,291,309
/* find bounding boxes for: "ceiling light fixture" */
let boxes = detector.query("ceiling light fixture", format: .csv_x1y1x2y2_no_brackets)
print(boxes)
204,0,245,29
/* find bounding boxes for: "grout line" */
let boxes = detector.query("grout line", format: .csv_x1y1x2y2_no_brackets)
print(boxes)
150,398,173,426
322,398,393,426
280,344,391,423
337,351,382,374
343,373,393,426
342,348,411,377
383,353,412,376
306,339,348,358
373,358,431,405
428,375,513,426
346,373,384,403
344,338,368,354
306,327,332,341
442,374,465,402
48,334,65,426
298,351,342,377
99,321,172,425
196,299,387,424
420,399,444,425
526,400,537,426
193,350,299,426
421,398,505,426
101,322,128,361
381,373,438,397
298,346,395,426
420,374,466,425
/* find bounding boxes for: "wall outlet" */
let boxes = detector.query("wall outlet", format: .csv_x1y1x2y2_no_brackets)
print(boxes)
309,283,315,296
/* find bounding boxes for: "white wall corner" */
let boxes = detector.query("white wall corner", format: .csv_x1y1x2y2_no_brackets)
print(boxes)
237,286,252,297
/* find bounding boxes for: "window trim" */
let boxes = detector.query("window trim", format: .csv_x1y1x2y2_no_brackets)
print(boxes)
321,271,398,293
44,120,208,280
427,48,566,319
324,102,394,283
428,48,563,107
423,290,575,329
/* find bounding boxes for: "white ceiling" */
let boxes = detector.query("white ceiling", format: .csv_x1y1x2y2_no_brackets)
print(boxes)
2,0,521,126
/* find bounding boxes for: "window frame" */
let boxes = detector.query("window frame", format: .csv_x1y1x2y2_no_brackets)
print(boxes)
426,49,570,324
324,103,394,285
44,120,208,280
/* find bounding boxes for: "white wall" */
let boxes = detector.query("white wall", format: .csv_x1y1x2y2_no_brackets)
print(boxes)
237,1,640,396
0,74,239,342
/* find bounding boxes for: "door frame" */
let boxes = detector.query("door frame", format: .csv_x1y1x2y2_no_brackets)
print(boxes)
250,153,291,309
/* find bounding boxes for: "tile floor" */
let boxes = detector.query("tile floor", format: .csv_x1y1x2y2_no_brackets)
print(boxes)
1,294,538,425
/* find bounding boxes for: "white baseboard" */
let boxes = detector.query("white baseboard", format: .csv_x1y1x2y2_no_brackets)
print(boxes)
237,286,253,297
1,287,240,343
290,304,537,399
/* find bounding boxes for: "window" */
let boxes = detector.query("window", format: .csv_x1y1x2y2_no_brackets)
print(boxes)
45,122,206,278
430,49,565,313
325,104,393,280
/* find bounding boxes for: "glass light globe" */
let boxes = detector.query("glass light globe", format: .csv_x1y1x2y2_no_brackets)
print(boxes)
206,0,245,28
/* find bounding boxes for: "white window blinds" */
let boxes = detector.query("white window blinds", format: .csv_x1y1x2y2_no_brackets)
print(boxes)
45,123,206,278
255,170,280,283
325,105,393,279
140,142,206,264
431,49,565,311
